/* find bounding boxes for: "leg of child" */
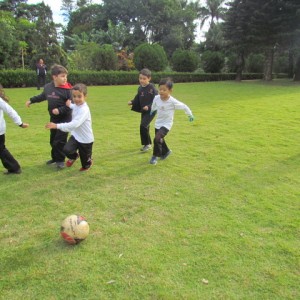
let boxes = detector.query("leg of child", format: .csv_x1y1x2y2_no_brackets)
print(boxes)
0,135,21,173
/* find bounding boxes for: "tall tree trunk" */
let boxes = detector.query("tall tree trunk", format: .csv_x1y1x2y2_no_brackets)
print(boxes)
235,51,244,81
288,49,294,79
293,56,300,81
264,48,274,81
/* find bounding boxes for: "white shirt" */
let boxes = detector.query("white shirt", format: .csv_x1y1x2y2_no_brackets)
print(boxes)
0,97,23,135
151,95,193,130
57,102,94,143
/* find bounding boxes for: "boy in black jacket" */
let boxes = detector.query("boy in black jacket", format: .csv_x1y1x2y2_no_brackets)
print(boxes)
26,64,72,169
128,68,158,152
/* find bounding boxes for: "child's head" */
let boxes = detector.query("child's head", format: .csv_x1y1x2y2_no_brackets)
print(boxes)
158,78,173,100
72,83,87,106
51,64,68,87
139,68,152,87
0,84,9,103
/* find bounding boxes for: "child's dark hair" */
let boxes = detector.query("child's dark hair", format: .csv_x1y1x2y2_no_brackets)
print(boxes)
0,84,9,103
72,83,87,96
51,64,68,76
139,68,152,78
159,78,173,90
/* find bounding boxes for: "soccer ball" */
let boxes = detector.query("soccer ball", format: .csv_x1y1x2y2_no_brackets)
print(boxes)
60,215,89,245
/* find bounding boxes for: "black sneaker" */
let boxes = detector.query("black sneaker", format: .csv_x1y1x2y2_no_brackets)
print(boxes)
46,159,56,165
4,169,22,175
149,156,158,165
56,162,65,169
161,150,172,160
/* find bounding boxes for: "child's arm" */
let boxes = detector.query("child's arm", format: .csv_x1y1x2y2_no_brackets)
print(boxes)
0,99,29,127
173,99,194,121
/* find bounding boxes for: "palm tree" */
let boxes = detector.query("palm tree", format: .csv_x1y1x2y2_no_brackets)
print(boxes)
198,0,227,30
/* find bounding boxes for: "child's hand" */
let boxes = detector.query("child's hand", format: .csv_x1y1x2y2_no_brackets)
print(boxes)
52,108,59,115
66,99,72,107
188,115,195,122
21,123,29,128
25,100,31,107
45,122,57,129
128,101,132,106
142,106,149,111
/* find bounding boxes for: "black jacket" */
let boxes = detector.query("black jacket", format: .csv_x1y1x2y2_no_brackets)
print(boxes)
30,82,72,123
131,83,158,113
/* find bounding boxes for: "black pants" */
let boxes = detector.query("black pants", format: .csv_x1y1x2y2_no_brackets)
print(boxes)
140,112,155,145
153,127,170,157
37,75,46,90
50,129,68,162
0,134,21,172
63,135,93,169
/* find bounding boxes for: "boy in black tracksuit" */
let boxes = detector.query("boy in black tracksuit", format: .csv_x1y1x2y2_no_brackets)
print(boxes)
128,68,158,152
26,64,72,169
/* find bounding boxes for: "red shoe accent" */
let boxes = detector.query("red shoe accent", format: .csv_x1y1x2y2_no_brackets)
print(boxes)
79,160,93,171
66,154,79,167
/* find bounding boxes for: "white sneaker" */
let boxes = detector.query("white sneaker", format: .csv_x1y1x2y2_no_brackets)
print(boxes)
140,145,152,152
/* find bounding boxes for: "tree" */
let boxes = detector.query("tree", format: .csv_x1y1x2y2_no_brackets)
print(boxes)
19,41,28,70
223,0,300,81
171,49,199,72
133,43,168,71
197,0,227,30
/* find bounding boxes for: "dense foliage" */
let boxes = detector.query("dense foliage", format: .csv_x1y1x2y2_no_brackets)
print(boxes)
171,49,199,72
0,0,299,80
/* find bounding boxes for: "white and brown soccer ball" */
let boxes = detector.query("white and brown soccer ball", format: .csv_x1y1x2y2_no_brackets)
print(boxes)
60,215,89,244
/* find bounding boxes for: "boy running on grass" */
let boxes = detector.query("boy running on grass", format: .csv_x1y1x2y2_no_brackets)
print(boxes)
26,64,72,170
128,68,158,152
45,83,94,172
149,78,194,165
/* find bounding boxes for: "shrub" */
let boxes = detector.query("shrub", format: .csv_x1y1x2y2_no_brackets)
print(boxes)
171,49,199,72
201,50,225,73
133,43,168,71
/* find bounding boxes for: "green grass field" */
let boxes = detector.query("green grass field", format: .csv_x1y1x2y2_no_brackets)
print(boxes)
0,80,299,299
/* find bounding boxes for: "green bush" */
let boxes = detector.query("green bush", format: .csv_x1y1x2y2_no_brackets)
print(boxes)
201,50,225,73
171,49,199,72
91,44,118,71
0,69,266,88
133,43,168,71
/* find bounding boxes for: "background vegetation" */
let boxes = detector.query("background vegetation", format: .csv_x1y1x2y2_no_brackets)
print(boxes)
0,81,299,299
0,0,300,81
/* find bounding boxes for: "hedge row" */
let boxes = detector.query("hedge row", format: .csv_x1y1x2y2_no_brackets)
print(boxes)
0,69,287,88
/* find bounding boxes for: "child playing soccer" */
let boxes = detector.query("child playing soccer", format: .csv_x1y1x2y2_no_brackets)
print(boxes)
128,68,158,152
45,83,94,172
26,64,72,170
149,78,194,165
0,84,29,174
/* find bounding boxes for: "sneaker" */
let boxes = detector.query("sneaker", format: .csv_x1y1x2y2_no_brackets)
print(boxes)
46,159,56,165
140,145,152,152
56,162,65,169
79,160,93,172
66,154,79,167
79,166,91,172
4,169,22,175
149,156,158,165
161,150,172,160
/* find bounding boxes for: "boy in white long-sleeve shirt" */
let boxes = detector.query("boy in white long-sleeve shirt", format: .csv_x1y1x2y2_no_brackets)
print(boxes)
149,78,194,165
0,84,29,174
45,83,94,171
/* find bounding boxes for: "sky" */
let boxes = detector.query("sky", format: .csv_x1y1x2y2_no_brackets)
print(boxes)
27,0,206,42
